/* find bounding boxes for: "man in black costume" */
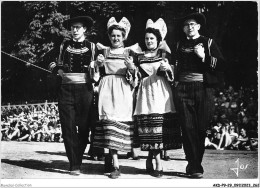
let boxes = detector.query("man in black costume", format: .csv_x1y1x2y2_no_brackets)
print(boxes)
49,16,97,175
174,13,225,178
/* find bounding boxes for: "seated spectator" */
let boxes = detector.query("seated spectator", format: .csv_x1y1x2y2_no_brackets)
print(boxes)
29,121,39,141
248,137,258,151
54,123,63,142
205,130,218,149
231,127,250,150
40,121,49,142
247,127,258,151
47,116,57,142
17,120,32,142
217,121,232,150
6,120,21,140
228,125,239,147
32,122,45,142
7,120,31,141
213,121,222,133
5,117,17,139
1,119,10,140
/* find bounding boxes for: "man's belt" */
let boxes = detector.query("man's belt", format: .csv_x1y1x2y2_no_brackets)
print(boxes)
62,73,88,84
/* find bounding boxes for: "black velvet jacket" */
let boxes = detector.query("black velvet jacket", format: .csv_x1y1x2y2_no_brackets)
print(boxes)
174,35,225,88
55,38,97,73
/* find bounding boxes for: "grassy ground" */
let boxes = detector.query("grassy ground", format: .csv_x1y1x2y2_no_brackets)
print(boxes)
1,141,258,187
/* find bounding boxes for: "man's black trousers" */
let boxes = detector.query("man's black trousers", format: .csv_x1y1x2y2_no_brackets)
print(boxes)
58,83,93,171
176,82,215,173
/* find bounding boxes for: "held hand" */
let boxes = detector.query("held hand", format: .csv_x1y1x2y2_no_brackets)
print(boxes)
93,86,99,94
57,69,64,77
160,59,170,71
194,44,205,60
96,54,105,67
125,56,136,70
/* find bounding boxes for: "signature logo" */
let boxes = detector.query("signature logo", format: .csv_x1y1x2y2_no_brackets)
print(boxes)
230,158,249,177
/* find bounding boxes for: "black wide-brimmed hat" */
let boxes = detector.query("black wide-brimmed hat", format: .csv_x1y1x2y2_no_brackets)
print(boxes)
179,12,206,26
63,16,94,29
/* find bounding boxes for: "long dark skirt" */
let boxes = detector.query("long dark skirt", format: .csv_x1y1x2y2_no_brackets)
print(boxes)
135,113,182,151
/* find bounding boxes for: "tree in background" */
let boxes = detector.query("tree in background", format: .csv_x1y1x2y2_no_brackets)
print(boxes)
1,1,124,103
1,1,258,104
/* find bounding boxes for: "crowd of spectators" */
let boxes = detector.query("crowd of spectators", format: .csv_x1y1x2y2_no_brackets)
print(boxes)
1,85,258,151
205,85,258,151
1,106,63,143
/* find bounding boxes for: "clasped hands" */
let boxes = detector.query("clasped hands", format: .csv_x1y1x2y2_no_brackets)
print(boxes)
95,54,105,67
95,54,136,70
194,43,205,61
124,56,136,70
57,69,64,77
160,59,171,71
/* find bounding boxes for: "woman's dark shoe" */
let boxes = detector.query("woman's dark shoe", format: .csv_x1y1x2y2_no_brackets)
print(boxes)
90,155,98,161
132,156,140,160
97,155,105,161
151,170,163,178
126,152,131,159
108,167,121,179
104,155,113,174
127,152,140,160
146,159,154,173
162,155,171,161
90,154,105,161
161,150,171,161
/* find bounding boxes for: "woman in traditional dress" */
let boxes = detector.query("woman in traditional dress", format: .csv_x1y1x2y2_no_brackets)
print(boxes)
134,18,182,178
92,17,140,179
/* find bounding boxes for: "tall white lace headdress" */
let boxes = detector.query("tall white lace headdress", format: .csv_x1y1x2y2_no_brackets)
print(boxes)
146,18,167,40
107,17,131,39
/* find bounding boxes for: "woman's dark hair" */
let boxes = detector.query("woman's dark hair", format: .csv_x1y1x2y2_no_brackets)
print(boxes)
145,27,162,47
107,25,126,39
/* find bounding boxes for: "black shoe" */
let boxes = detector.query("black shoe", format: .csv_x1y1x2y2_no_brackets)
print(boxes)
69,169,81,176
97,156,105,161
90,154,105,161
146,159,154,173
186,163,192,175
191,172,203,179
89,155,98,161
127,152,140,160
186,163,204,178
104,155,113,174
151,170,163,178
126,152,132,159
108,167,121,179
162,156,171,161
132,156,140,160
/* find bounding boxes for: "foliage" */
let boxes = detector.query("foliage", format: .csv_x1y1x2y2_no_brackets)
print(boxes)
1,1,258,103
12,1,173,64
12,1,212,64
15,2,67,63
13,1,124,64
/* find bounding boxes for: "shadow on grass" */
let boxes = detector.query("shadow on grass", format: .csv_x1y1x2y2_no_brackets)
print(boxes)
36,151,92,160
2,159,144,176
2,159,71,175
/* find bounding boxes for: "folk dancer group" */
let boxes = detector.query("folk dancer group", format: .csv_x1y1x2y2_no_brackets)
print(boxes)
49,12,224,179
